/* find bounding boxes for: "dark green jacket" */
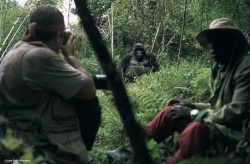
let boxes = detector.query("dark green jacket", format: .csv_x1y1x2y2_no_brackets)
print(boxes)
194,51,250,145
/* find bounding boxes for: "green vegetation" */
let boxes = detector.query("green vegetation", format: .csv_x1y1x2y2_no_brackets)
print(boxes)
90,57,211,163
0,117,46,164
1,0,250,163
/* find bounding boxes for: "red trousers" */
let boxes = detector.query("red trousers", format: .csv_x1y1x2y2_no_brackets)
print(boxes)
144,106,209,164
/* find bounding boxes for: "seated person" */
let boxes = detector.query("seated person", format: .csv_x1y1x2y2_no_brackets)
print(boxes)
119,43,159,82
109,18,250,163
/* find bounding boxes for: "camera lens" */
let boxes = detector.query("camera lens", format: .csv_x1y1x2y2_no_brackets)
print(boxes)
93,75,110,90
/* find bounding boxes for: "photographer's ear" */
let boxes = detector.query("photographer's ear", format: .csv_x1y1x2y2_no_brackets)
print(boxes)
55,31,64,45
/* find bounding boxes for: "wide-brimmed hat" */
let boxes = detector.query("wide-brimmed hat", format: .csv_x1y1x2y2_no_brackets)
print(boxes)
196,18,250,52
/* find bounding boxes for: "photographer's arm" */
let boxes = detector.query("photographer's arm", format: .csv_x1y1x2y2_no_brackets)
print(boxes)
61,33,96,100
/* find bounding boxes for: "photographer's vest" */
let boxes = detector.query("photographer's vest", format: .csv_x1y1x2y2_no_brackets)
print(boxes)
0,41,88,164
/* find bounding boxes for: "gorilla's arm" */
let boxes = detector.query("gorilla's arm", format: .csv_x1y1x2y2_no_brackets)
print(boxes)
146,53,160,72
119,54,132,73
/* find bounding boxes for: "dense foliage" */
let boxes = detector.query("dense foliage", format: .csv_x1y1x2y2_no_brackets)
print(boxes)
1,0,250,163
91,58,211,163
71,0,250,74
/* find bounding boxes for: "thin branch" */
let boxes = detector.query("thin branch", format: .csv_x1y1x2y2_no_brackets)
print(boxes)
67,0,71,28
151,22,161,52
177,0,187,67
0,14,22,53
1,13,30,60
0,0,10,42
160,35,176,54
111,3,114,57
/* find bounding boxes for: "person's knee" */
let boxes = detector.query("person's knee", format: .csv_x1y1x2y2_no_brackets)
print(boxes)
189,121,207,128
184,121,209,136
160,105,173,116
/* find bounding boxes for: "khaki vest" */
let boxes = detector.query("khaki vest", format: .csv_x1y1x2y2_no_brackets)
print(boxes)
0,41,88,164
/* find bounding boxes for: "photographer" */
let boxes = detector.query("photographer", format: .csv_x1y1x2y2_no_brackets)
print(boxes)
0,5,102,164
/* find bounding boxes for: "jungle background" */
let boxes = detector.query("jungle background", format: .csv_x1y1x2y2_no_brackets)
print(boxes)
0,0,250,163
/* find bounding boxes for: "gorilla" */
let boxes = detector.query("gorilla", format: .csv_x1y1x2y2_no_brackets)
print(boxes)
119,43,159,82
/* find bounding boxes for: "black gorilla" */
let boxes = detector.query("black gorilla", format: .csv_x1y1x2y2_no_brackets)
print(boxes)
119,43,159,82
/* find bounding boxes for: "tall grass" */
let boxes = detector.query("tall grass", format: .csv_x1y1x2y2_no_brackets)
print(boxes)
90,57,212,163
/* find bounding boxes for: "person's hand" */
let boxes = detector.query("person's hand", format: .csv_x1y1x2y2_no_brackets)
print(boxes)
61,32,76,58
180,102,196,109
167,98,182,106
170,105,192,121
167,98,196,109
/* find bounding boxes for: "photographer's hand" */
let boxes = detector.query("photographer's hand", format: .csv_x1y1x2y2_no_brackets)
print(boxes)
60,31,96,99
61,32,76,59
61,33,90,75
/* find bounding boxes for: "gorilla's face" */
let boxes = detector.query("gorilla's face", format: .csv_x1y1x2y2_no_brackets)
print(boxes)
135,48,145,62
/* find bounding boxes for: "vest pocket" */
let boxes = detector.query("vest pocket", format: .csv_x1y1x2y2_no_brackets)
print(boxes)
46,99,79,131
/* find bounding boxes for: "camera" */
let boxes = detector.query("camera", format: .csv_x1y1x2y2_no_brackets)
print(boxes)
92,75,110,90
62,29,72,45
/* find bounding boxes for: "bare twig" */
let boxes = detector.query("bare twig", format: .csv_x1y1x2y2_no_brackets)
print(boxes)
177,0,187,67
1,13,30,60
0,14,22,54
151,22,161,52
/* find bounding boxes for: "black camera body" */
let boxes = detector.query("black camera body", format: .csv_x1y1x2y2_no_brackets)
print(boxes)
92,75,110,90
62,29,72,45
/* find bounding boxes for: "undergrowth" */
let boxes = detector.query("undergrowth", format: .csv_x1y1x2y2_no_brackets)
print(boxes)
90,58,212,163
1,57,245,163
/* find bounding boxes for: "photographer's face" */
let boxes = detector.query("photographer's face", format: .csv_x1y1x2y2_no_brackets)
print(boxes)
52,31,64,53
207,31,236,64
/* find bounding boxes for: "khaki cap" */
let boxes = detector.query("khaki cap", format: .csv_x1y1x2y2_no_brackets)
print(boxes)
196,18,250,51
